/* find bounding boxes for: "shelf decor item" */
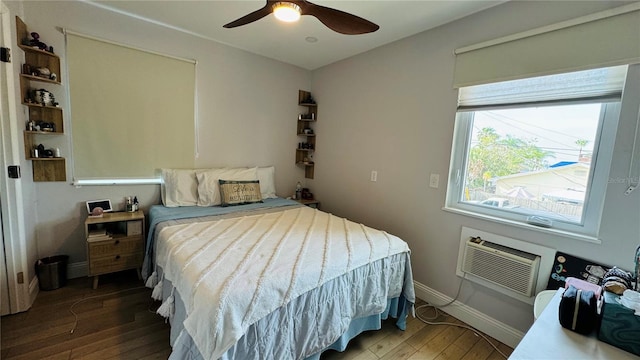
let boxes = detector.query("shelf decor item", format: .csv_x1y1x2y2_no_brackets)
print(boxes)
32,88,56,106
26,31,49,52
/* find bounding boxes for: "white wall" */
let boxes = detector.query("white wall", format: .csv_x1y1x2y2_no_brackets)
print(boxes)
310,0,640,335
20,1,311,275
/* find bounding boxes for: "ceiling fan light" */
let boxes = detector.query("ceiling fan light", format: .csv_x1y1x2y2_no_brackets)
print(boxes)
273,2,301,23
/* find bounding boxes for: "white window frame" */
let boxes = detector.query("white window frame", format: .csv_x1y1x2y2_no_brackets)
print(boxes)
445,89,623,241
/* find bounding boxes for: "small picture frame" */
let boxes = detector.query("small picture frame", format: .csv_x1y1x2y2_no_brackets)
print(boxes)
86,199,113,215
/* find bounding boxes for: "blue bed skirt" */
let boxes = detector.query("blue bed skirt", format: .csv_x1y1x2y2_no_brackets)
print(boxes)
305,295,412,359
170,295,413,360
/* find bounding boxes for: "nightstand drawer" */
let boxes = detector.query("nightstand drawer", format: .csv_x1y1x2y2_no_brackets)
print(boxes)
89,252,143,275
87,236,143,257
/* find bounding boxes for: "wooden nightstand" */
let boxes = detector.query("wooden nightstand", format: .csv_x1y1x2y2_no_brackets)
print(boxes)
85,211,145,289
295,199,320,209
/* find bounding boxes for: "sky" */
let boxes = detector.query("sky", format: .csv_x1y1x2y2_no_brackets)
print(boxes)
471,103,602,164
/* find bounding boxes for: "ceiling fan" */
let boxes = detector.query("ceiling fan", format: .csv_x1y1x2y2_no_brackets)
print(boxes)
223,1,379,35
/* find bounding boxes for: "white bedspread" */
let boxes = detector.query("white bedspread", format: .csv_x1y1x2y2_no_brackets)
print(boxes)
155,206,410,360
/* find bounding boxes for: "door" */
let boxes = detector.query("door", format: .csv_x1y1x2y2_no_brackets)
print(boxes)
0,3,10,316
0,4,13,316
0,1,32,315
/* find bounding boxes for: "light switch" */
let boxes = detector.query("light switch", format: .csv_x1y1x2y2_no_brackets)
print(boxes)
429,174,439,188
7,165,20,179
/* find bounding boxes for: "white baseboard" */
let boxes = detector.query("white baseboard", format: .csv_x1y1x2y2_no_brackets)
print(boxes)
68,261,88,279
413,280,524,348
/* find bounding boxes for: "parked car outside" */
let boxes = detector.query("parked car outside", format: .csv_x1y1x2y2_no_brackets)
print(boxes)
479,197,518,208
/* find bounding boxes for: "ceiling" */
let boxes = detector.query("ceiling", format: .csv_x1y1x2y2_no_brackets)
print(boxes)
90,1,505,70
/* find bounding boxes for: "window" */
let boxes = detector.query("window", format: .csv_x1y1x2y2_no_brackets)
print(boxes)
446,66,627,237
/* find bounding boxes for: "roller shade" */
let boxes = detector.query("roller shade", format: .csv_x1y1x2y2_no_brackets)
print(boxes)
458,65,627,110
66,32,196,180
453,3,640,88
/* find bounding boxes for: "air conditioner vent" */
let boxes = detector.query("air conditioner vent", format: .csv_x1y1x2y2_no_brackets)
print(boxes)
462,237,541,298
480,240,538,261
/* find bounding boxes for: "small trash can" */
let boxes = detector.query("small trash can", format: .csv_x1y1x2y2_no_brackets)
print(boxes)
35,255,68,291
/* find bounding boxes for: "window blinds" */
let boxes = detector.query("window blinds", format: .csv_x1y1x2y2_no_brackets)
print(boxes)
66,31,196,181
453,3,640,88
457,65,628,110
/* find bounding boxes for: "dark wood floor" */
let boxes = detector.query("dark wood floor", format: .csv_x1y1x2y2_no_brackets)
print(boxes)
320,305,513,360
1,271,512,359
1,270,171,360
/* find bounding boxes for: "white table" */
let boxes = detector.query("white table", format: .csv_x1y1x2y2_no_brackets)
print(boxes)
510,288,638,359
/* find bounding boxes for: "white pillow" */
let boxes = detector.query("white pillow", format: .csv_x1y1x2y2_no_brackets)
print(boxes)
257,166,277,199
196,167,259,206
161,169,199,207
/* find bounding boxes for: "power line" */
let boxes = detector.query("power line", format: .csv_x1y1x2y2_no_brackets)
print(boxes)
481,112,586,150
485,109,597,143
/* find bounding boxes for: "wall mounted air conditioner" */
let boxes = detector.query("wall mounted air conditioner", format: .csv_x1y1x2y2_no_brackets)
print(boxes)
457,227,556,304
463,237,540,297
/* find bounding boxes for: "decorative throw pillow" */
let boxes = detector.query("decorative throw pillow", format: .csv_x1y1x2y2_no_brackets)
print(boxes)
196,167,258,206
219,180,263,206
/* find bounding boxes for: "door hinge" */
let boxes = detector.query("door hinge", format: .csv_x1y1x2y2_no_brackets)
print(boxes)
17,272,24,284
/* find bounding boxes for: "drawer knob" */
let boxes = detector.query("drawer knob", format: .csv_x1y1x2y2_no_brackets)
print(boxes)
114,240,120,245
115,255,121,260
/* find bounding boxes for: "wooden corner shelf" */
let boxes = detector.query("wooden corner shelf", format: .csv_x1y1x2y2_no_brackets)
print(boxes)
17,44,60,57
16,16,66,182
296,90,317,179
15,17,61,80
20,73,61,85
31,157,66,182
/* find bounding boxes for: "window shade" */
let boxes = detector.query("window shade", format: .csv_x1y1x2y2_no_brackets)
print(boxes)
66,32,195,180
458,65,628,110
453,3,640,88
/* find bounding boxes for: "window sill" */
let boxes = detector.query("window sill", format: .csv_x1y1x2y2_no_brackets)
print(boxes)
442,206,601,245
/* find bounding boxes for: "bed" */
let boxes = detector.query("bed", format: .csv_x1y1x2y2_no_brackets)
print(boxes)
144,168,415,359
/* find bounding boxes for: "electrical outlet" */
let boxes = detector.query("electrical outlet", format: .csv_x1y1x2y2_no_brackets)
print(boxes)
429,173,439,188
370,170,378,182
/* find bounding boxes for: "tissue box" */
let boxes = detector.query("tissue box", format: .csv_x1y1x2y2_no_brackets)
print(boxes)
598,291,640,356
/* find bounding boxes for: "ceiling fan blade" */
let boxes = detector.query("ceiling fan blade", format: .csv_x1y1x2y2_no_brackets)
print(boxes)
223,4,272,28
299,1,379,35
